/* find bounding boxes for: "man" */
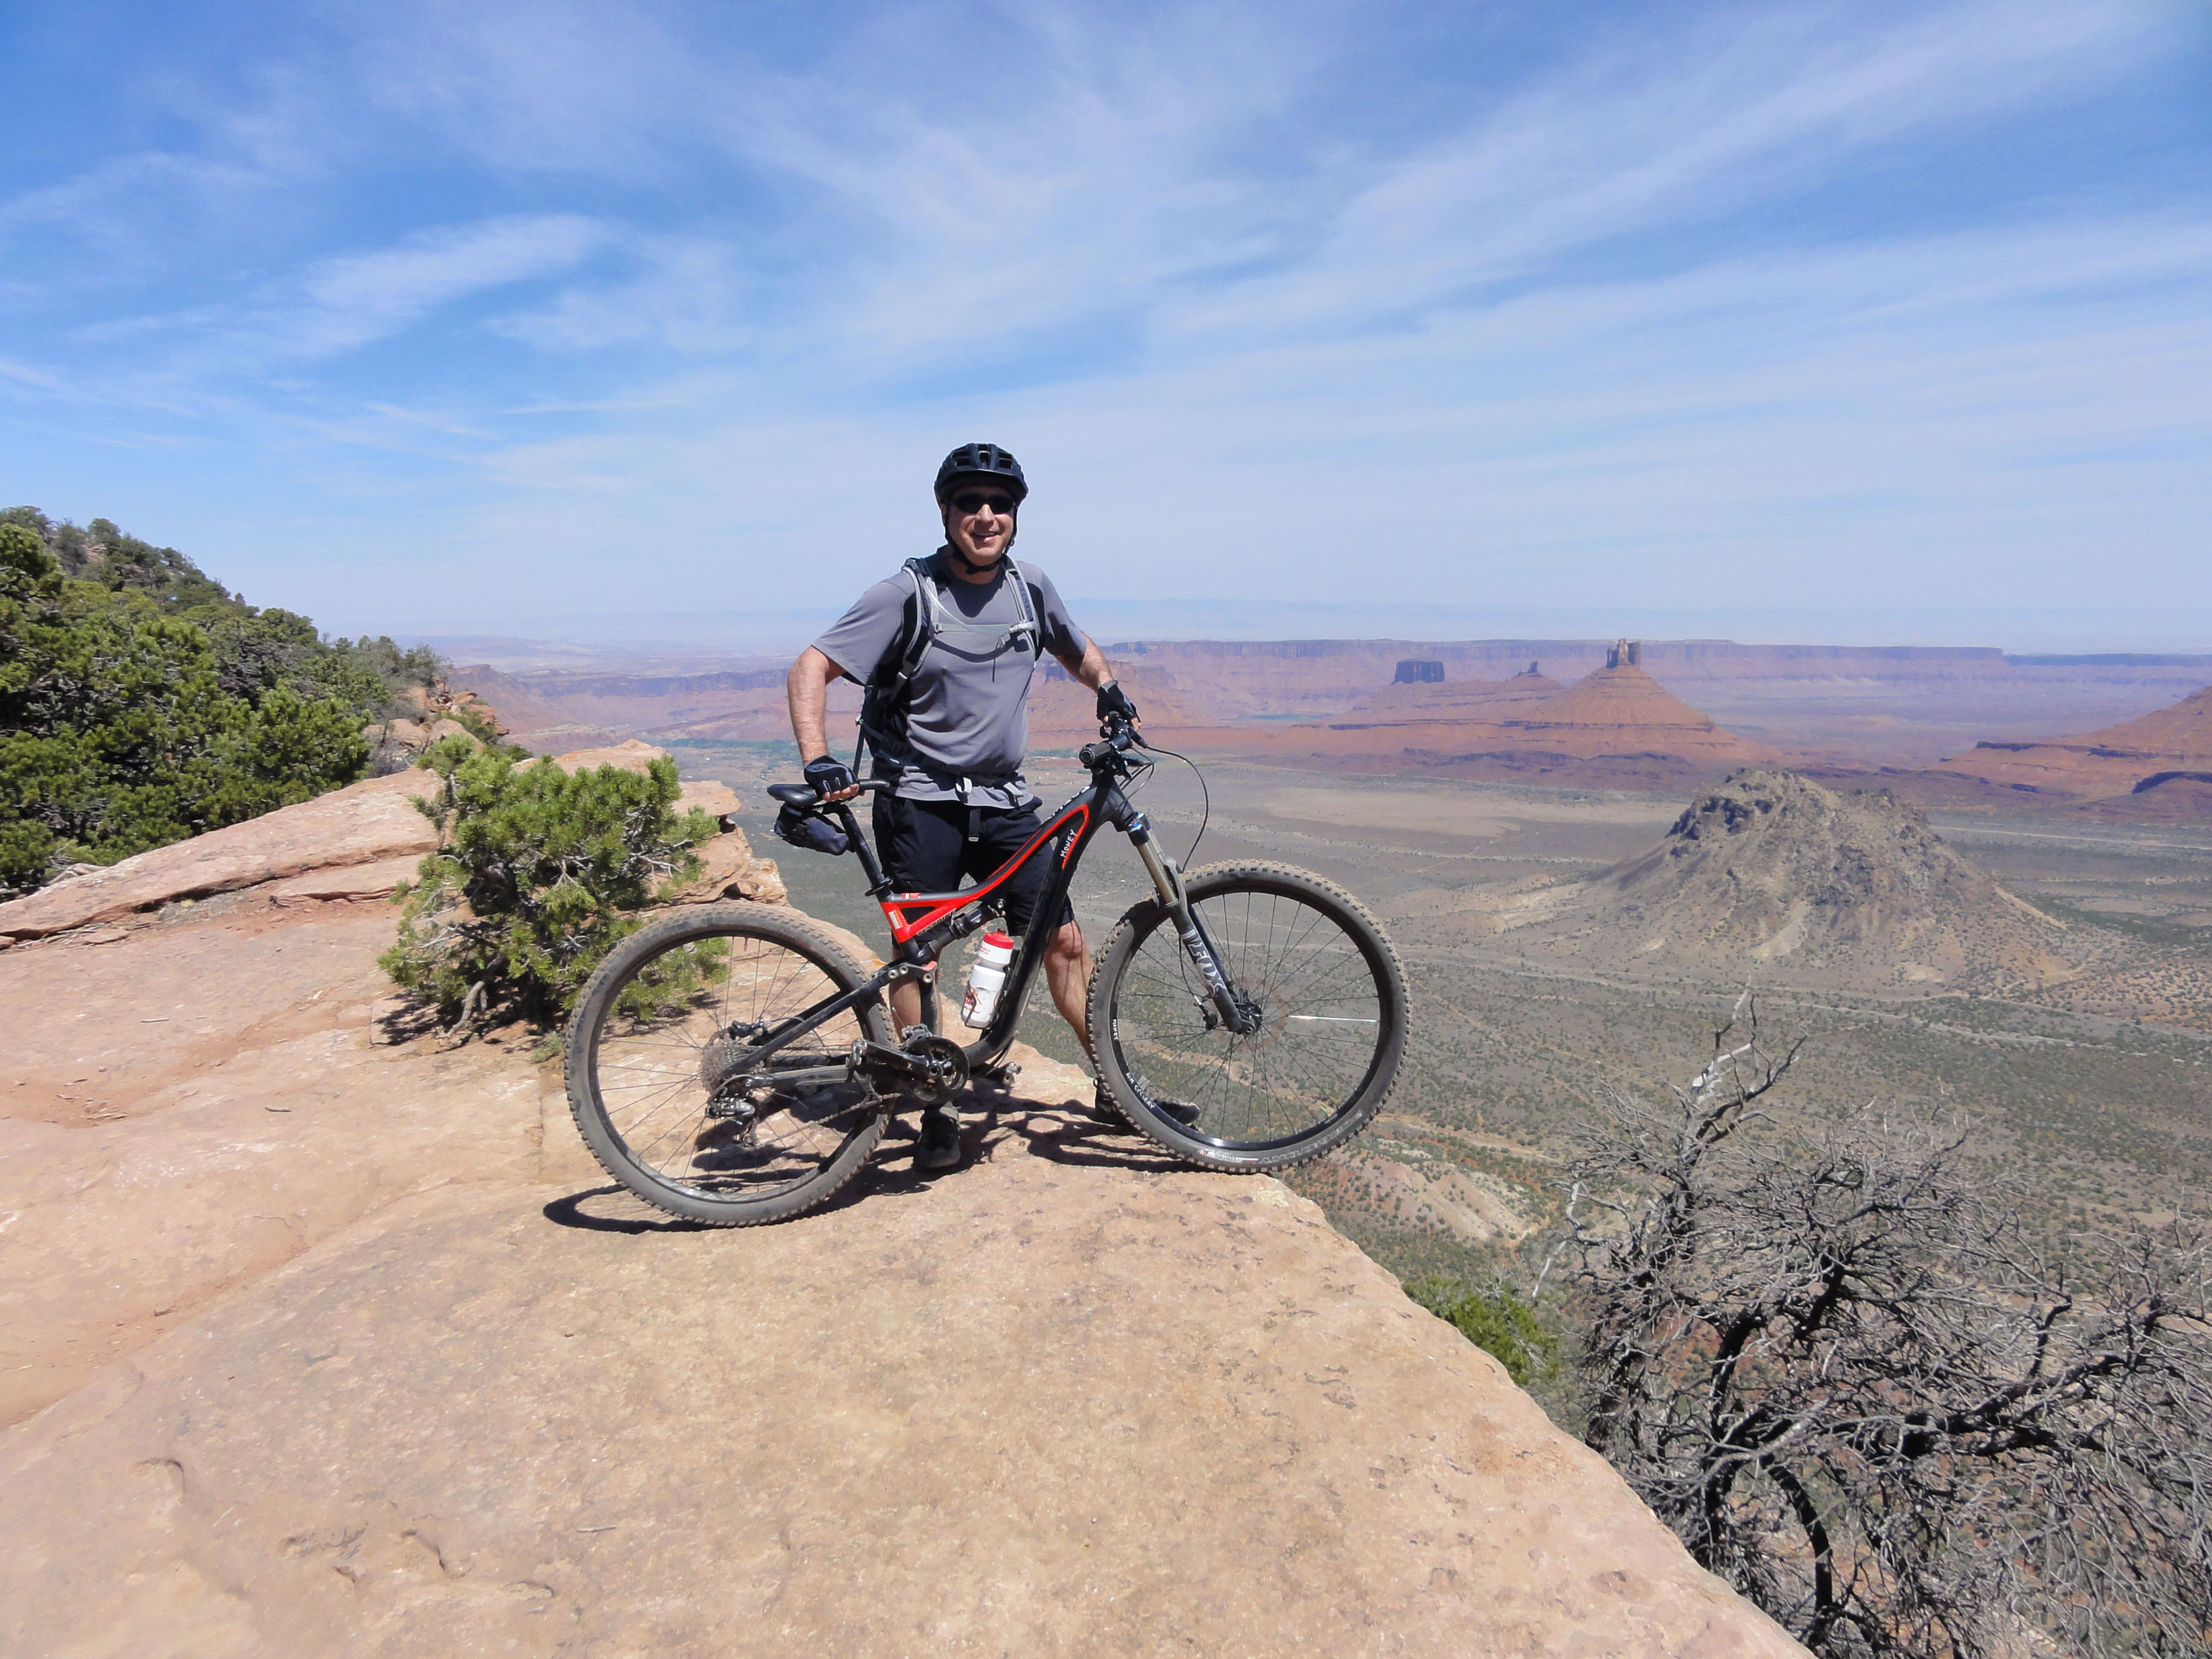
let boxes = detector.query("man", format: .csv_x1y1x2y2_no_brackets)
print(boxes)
786,442,1139,1172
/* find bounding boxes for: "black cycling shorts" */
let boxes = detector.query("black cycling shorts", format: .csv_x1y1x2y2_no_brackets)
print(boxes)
871,794,1076,938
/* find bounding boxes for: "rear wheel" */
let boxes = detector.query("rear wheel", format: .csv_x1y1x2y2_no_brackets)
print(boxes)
1087,862,1408,1172
564,904,893,1225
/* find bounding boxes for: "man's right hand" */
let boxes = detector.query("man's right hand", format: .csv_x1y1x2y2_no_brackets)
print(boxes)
1096,680,1140,726
803,754,859,802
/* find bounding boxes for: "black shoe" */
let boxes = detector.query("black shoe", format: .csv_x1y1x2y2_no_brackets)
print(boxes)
916,1106,963,1172
1094,1081,1199,1131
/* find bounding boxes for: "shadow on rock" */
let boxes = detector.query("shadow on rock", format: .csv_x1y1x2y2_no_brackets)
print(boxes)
541,1186,710,1234
543,1096,1193,1235
967,1101,1190,1174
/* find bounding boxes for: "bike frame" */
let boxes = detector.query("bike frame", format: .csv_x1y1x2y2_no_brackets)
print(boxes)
734,729,1239,1099
862,776,1126,1064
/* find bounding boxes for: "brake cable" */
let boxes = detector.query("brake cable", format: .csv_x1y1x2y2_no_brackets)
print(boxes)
1133,737,1211,869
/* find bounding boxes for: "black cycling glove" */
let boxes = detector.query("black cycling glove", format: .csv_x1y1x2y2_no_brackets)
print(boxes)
802,755,855,798
1096,681,1139,724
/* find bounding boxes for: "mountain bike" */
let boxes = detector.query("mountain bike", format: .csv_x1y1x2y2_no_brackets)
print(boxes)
563,717,1408,1225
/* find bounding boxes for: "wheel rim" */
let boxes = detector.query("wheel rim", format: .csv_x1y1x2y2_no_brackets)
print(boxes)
586,928,879,1207
1107,885,1393,1151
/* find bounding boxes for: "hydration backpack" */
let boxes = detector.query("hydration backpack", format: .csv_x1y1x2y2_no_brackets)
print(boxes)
853,554,1043,774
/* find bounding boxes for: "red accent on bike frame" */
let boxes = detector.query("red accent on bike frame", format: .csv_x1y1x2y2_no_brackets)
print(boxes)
877,803,1091,944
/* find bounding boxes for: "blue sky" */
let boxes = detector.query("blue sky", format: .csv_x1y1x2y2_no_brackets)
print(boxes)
3,0,2209,646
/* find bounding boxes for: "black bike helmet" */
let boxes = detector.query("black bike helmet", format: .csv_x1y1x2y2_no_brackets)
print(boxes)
934,442,1028,504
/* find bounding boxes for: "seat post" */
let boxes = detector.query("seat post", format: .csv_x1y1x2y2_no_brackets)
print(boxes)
835,803,893,898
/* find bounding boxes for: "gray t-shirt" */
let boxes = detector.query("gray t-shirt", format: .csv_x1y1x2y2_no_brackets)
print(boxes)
812,552,1087,808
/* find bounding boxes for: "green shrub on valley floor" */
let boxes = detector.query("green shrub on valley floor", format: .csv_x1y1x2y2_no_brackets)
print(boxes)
1403,1274,1560,1388
379,737,721,1030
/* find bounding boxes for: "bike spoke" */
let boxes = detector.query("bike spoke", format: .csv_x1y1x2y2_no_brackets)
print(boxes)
1107,881,1391,1153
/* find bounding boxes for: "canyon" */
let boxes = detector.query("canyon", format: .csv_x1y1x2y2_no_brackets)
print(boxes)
453,636,2212,817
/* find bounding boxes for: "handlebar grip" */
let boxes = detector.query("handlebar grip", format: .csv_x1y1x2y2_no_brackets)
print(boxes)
1079,717,1140,770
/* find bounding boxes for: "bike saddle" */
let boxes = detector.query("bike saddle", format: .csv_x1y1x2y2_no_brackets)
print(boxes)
767,783,820,806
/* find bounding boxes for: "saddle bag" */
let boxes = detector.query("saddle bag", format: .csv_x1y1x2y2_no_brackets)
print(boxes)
774,802,851,856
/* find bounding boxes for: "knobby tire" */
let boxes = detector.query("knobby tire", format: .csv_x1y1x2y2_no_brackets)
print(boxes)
1087,861,1408,1172
564,903,894,1226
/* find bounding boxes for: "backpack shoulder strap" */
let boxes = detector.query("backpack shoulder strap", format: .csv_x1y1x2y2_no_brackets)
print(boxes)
855,556,941,772
1003,557,1042,655
870,555,940,692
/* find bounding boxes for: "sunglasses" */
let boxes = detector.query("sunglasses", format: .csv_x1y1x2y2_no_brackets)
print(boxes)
950,491,1018,515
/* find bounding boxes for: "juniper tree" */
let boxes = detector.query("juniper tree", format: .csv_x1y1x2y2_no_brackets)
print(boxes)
381,737,720,1030
0,510,456,893
0,522,371,891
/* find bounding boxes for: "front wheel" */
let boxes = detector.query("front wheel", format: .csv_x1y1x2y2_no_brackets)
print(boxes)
1087,862,1408,1172
565,904,894,1225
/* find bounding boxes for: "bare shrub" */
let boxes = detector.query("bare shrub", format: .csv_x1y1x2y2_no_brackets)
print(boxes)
1559,996,2212,1656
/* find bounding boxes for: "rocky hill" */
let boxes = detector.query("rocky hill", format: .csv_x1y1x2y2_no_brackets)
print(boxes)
0,749,1801,1656
1499,650,1776,763
1476,769,2089,991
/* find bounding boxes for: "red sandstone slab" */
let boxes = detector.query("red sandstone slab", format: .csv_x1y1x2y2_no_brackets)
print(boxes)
0,770,442,941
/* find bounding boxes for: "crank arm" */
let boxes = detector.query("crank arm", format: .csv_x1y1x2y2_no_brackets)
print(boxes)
852,1039,955,1087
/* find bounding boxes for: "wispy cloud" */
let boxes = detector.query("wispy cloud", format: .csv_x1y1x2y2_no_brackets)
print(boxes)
66,212,609,383
292,214,607,353
491,237,750,353
0,0,2203,636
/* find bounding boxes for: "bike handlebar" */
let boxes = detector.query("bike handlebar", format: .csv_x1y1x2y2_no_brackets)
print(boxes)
1079,717,1140,771
772,727,1135,802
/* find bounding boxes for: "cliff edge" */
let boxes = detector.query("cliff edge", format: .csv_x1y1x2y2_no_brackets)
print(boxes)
0,770,1801,1656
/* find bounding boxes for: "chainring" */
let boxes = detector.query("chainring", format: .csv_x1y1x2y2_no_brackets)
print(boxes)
900,1031,970,1107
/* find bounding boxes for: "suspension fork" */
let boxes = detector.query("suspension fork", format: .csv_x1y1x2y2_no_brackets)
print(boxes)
1126,820,1261,1037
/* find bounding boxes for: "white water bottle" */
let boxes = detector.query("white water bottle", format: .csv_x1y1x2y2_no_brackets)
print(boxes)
960,932,1017,1029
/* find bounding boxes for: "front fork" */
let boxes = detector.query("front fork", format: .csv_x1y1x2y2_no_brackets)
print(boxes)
1127,822,1262,1037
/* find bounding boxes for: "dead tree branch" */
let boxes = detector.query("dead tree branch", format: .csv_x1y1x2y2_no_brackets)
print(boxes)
1562,1002,2212,1657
